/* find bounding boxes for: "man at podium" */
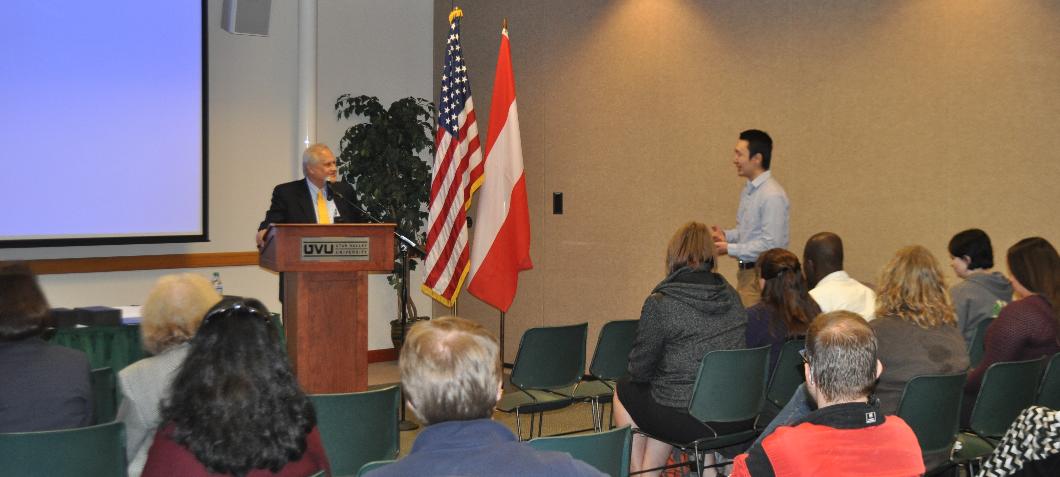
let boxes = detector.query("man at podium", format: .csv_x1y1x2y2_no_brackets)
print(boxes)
256,143,368,250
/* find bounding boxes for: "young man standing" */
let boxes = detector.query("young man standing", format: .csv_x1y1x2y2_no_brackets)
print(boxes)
712,130,790,306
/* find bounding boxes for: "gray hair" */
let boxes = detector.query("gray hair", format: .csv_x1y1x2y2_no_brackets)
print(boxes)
399,316,501,425
301,143,333,172
805,310,878,403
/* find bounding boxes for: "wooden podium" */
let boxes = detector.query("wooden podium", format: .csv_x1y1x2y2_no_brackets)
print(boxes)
259,223,395,394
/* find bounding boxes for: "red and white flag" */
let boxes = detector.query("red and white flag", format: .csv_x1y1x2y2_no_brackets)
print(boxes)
467,26,532,312
421,8,484,307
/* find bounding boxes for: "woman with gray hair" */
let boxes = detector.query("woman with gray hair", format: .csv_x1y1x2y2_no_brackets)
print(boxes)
116,273,221,477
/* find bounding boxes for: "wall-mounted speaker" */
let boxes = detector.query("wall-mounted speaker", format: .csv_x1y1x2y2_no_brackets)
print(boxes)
221,0,271,36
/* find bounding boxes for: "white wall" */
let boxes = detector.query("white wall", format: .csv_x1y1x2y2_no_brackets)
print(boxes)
0,0,435,351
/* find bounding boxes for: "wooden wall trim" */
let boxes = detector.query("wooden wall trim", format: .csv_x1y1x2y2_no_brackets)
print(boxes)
25,251,261,275
367,348,398,363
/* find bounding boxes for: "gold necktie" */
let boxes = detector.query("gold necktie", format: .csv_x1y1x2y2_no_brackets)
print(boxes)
316,190,331,224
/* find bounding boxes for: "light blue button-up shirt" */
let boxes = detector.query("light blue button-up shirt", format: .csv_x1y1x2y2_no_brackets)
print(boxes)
724,170,789,263
306,178,338,223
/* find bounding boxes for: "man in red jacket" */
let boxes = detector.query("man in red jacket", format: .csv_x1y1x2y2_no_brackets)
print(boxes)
732,311,925,477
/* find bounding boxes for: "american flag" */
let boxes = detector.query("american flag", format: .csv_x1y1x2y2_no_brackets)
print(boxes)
421,7,483,307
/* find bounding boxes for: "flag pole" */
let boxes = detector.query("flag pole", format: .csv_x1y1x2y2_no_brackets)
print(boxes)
500,311,508,368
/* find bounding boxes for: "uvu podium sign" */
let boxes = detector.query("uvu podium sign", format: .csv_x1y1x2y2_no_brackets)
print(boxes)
300,237,370,261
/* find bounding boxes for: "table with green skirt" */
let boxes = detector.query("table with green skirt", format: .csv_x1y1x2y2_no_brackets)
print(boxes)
48,314,286,372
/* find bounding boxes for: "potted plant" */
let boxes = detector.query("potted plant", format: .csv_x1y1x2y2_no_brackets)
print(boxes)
334,95,434,345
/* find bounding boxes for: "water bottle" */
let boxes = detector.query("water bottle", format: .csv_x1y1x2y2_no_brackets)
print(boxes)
211,272,224,295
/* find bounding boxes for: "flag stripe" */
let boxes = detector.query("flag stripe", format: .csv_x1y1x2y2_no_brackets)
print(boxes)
467,28,533,312
421,10,482,307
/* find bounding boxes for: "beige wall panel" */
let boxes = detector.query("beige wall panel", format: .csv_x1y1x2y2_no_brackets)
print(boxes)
434,0,1060,362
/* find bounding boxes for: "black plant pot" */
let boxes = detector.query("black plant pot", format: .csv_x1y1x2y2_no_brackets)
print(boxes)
390,316,430,349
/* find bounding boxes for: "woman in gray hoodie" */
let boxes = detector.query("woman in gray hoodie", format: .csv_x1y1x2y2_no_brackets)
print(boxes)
947,229,1013,350
613,222,747,476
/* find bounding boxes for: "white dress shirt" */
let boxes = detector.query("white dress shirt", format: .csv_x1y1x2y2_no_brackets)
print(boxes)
809,270,877,321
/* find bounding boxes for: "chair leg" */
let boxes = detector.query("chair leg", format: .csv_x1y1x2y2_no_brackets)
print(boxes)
537,412,545,437
693,443,703,477
527,411,535,440
591,398,601,432
515,409,523,441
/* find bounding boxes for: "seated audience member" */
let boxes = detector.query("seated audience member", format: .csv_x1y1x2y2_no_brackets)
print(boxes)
803,232,876,320
746,248,821,373
979,406,1060,477
731,311,925,477
947,228,1013,350
613,222,747,476
141,297,330,477
872,246,969,470
872,246,970,415
0,262,92,433
117,274,221,477
364,316,604,477
964,237,1060,423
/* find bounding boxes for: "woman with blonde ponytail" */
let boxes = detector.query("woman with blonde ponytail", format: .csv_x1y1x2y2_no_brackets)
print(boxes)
746,248,821,373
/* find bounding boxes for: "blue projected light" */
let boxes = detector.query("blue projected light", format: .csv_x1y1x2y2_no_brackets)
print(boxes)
0,1,206,247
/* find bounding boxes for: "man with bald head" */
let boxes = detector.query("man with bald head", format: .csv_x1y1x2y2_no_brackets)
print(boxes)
803,232,876,320
731,311,924,476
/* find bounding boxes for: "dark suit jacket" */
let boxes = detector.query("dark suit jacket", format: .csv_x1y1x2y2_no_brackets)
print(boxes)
258,179,367,231
0,337,93,433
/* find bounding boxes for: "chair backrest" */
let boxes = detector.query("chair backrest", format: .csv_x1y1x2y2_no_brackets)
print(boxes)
589,320,638,381
1036,353,1060,409
0,421,126,477
764,339,806,409
896,372,967,456
309,385,400,476
688,345,771,423
528,425,632,477
90,367,117,424
356,459,396,476
510,323,588,390
969,356,1047,438
969,318,994,367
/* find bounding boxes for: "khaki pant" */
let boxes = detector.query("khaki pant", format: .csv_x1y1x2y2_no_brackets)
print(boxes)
736,267,761,307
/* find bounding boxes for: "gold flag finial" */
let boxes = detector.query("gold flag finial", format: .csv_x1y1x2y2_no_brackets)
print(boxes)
449,7,463,24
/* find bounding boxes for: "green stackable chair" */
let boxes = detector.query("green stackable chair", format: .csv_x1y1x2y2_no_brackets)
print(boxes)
895,372,967,473
310,385,400,477
762,339,806,416
572,320,638,431
0,421,127,477
1036,353,1060,409
638,345,771,476
497,323,588,440
90,367,118,424
968,318,994,368
955,356,1047,473
529,425,632,477
356,459,396,476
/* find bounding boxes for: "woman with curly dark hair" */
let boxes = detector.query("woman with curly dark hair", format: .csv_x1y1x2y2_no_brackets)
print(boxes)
746,248,821,373
141,297,330,477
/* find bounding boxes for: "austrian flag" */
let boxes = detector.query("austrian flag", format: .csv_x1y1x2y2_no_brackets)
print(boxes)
467,26,533,312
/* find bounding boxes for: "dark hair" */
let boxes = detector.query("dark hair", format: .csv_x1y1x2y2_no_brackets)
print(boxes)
160,297,316,476
0,262,49,341
1007,237,1060,324
739,129,773,170
805,311,878,403
757,248,820,338
948,229,995,270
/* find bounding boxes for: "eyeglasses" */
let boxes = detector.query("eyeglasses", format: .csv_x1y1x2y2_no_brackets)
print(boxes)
799,348,811,365
202,299,271,327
